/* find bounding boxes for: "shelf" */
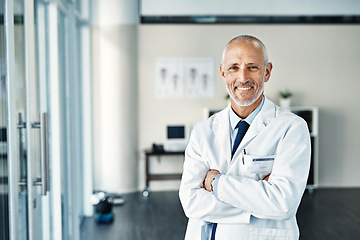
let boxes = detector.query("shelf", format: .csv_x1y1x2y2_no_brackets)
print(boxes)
290,107,319,190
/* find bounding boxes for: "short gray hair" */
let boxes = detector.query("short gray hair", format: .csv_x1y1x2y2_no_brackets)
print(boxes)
221,35,269,66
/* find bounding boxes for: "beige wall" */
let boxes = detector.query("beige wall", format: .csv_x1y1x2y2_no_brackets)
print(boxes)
138,24,360,190
92,23,360,193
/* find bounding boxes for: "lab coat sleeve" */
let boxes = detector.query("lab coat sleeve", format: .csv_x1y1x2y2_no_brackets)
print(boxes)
179,124,251,224
215,119,311,221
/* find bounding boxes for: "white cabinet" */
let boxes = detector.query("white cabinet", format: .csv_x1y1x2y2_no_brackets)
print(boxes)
290,107,319,191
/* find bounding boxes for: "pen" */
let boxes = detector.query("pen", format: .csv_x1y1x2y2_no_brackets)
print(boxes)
242,149,246,164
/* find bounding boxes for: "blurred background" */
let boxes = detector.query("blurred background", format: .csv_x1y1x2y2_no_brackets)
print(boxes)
1,0,360,239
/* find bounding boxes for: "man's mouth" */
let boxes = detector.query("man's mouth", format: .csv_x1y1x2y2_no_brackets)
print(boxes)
235,86,252,91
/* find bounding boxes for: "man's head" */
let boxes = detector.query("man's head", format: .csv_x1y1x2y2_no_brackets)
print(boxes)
220,35,273,112
221,35,269,67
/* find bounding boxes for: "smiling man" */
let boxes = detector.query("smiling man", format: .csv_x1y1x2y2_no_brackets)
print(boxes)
179,35,311,240
221,36,271,118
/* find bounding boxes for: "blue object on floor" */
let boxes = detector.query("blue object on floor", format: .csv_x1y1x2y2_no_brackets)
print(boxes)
96,212,114,223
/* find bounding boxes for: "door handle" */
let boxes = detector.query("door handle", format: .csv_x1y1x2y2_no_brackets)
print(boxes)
17,112,27,188
29,113,50,196
17,112,49,196
40,112,49,195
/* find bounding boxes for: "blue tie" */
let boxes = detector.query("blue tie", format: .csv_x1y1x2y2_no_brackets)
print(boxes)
210,121,250,240
232,121,250,158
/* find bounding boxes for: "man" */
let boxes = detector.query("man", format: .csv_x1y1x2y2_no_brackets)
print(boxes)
179,35,311,240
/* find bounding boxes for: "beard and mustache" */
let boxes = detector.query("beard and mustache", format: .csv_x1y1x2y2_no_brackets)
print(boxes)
225,75,265,107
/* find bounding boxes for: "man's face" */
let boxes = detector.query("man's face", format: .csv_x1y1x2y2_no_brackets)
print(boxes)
220,41,272,107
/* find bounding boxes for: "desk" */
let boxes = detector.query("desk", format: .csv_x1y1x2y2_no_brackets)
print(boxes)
144,150,184,195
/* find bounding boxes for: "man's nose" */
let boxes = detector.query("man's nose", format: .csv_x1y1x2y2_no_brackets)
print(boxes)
236,67,248,83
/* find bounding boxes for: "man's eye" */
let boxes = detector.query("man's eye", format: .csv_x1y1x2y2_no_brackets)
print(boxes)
229,66,238,71
248,66,259,71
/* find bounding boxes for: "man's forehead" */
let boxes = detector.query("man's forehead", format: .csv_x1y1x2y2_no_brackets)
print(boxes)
224,43,264,64
226,40,262,53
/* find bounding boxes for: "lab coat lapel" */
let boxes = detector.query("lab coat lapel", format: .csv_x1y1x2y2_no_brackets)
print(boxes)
212,105,232,161
211,98,277,162
237,97,277,153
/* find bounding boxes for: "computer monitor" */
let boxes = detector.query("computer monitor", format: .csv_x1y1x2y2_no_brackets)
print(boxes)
167,126,185,139
164,125,188,152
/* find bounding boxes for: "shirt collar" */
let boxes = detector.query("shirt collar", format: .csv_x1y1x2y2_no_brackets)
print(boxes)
230,95,265,130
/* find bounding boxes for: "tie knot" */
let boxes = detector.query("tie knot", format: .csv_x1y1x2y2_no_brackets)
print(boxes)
236,121,250,134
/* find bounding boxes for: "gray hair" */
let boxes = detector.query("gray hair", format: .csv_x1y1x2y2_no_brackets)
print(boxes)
221,35,269,67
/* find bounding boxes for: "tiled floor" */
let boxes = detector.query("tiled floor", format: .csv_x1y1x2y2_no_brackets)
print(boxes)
81,188,360,240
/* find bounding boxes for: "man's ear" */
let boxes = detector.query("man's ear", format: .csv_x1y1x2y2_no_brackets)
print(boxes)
264,62,273,83
220,64,226,84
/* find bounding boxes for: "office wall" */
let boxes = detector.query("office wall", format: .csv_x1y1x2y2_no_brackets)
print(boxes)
138,24,360,190
92,0,139,193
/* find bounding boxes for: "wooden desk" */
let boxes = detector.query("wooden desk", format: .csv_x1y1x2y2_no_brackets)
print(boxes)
144,150,184,195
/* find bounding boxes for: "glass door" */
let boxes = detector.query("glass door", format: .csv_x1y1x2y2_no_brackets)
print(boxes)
1,0,91,239
1,0,51,239
0,2,10,239
23,0,49,239
13,0,33,238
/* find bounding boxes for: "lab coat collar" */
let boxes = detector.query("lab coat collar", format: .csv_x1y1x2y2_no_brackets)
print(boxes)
238,96,276,149
212,105,232,160
212,96,277,161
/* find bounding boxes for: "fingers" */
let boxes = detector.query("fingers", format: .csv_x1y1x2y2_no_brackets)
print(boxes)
208,169,220,175
204,169,220,192
263,174,270,181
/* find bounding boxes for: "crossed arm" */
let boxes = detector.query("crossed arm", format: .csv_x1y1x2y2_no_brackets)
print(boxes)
203,170,269,192
179,120,310,223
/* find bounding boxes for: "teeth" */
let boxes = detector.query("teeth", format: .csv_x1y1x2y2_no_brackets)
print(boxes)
237,87,252,90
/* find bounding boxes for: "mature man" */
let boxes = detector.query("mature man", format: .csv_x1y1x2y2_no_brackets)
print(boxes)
179,35,311,240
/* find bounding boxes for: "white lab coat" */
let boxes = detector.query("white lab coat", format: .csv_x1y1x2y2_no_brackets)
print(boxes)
179,97,311,240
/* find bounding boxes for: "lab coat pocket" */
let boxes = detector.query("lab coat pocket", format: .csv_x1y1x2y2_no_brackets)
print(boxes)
243,155,275,180
249,228,295,240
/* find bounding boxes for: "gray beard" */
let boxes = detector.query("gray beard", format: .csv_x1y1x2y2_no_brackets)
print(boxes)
226,81,264,107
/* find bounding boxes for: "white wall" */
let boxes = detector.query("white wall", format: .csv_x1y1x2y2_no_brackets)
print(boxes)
138,24,360,190
92,0,139,193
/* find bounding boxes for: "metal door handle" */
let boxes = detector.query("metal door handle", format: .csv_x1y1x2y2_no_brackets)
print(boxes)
40,112,49,195
17,112,50,195
29,113,50,195
17,112,27,188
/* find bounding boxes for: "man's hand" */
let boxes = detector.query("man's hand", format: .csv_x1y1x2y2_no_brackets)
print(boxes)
203,170,269,192
203,169,220,192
